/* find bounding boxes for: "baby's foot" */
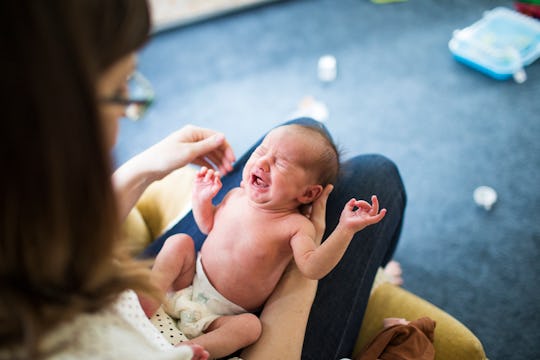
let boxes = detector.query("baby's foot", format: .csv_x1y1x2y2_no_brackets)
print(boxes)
383,260,403,286
176,342,209,360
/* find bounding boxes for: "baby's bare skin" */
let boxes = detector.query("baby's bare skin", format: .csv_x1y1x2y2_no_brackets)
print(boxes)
200,188,313,311
196,126,387,311
143,125,387,358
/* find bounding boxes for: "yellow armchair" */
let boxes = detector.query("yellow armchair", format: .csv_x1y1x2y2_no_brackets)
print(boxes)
123,167,487,360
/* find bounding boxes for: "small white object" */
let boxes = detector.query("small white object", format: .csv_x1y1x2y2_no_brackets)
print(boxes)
318,55,337,82
290,96,329,122
473,186,498,210
513,69,527,83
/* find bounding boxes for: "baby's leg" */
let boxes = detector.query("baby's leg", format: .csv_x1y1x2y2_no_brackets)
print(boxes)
139,233,196,317
191,313,262,359
152,233,196,292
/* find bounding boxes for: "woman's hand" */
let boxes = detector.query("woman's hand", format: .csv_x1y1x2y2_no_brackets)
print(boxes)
139,125,236,181
306,184,333,245
113,125,235,221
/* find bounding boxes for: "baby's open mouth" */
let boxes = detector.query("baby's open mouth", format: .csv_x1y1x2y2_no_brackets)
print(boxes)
251,174,269,188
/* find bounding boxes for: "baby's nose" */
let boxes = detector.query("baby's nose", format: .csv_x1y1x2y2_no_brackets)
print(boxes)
255,156,270,172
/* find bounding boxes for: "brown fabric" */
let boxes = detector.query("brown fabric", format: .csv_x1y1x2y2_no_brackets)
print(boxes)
356,317,436,360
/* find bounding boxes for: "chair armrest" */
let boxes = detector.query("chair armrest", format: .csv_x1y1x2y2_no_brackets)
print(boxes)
121,166,197,254
122,205,152,255
135,166,197,238
354,283,487,360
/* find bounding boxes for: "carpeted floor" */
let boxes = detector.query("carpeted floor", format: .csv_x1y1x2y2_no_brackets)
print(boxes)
114,0,540,358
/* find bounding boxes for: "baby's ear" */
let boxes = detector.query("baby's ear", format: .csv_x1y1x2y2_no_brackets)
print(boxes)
299,184,323,204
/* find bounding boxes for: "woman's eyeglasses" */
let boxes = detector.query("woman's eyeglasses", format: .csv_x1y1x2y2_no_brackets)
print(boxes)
101,71,154,121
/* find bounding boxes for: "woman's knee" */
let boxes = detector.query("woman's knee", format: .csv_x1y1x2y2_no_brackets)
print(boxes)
346,154,400,178
343,154,406,200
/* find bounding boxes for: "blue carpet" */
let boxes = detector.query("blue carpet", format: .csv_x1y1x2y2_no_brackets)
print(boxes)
114,0,540,358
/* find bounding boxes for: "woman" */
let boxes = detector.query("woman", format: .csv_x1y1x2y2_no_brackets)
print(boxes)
1,1,225,359
0,1,406,359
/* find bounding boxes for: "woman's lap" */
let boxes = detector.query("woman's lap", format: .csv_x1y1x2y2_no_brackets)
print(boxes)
302,154,406,359
141,118,407,359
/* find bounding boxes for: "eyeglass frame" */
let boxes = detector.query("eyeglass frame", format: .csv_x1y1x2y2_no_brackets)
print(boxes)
100,71,155,121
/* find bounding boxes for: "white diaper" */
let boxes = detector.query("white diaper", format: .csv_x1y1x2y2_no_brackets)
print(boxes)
163,254,246,339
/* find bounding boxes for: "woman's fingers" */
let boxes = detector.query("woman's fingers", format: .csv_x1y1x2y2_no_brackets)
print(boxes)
201,150,234,174
177,126,235,172
191,138,235,174
313,185,333,215
311,184,333,244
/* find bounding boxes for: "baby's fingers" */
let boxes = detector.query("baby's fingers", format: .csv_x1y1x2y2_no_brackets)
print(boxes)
197,166,209,178
214,174,222,188
346,198,358,209
204,168,220,182
371,208,387,223
347,199,370,212
203,169,213,181
356,200,372,211
370,195,380,216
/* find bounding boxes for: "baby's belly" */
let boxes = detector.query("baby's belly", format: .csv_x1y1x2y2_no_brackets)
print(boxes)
200,245,290,311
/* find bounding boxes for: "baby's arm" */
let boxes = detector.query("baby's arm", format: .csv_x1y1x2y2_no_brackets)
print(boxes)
192,166,222,234
291,195,386,280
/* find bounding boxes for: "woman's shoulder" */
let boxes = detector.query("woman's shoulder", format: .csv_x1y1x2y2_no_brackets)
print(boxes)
41,291,193,360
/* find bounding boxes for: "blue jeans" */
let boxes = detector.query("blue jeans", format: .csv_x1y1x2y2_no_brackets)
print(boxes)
142,118,407,359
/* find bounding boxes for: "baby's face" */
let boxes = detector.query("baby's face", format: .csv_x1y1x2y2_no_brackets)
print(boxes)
242,127,319,209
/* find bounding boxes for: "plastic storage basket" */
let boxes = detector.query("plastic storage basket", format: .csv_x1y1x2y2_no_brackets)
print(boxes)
448,7,540,83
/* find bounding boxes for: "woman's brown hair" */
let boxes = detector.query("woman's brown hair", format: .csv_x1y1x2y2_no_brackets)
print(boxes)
0,0,155,358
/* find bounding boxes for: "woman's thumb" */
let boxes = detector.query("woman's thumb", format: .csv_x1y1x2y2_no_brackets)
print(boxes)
322,184,334,200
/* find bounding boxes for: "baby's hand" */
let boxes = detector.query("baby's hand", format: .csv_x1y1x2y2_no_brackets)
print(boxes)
194,166,222,202
339,195,386,233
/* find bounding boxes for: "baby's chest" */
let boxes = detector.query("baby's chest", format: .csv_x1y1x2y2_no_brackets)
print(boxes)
216,208,297,246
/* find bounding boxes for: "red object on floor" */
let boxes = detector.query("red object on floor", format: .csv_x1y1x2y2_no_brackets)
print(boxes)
515,1,540,18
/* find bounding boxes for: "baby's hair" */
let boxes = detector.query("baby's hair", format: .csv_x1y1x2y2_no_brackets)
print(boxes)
285,123,341,186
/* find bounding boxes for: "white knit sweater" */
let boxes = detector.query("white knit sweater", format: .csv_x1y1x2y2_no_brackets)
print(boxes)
39,290,194,360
